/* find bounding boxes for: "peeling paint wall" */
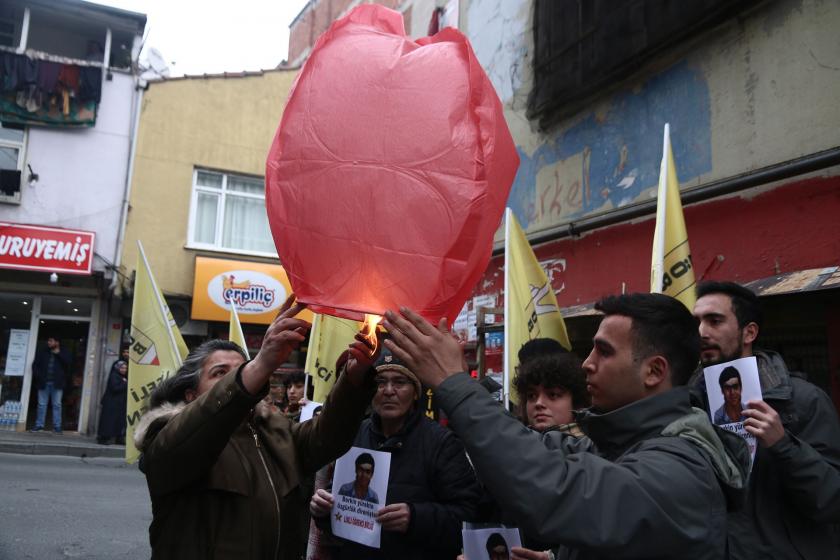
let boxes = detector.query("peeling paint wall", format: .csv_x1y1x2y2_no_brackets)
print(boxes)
463,0,840,237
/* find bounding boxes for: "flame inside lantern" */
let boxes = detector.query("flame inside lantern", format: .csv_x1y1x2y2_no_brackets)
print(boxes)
360,313,382,354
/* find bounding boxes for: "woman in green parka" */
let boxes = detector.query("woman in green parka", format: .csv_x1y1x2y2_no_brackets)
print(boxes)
134,296,377,560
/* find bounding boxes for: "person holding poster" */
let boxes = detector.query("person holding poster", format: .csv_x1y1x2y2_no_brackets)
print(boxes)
133,296,378,560
382,293,749,560
692,281,840,560
310,347,483,559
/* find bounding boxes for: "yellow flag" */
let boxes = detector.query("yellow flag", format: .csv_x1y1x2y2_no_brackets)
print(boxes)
650,124,696,310
228,304,250,359
303,313,361,403
125,241,188,463
504,208,571,405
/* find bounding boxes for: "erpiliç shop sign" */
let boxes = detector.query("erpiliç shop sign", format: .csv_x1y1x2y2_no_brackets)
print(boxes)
0,222,95,275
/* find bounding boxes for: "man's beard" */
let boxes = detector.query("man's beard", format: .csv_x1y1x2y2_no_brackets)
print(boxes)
701,341,743,367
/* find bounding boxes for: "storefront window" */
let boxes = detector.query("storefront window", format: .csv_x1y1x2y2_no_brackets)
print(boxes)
0,294,32,429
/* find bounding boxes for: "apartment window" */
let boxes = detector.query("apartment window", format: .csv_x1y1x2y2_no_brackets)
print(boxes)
0,123,24,170
0,123,24,203
188,169,276,255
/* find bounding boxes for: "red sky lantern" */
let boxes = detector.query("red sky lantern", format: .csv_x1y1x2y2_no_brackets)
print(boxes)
266,4,519,324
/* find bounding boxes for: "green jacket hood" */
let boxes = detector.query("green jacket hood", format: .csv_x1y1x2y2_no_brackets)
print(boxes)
662,407,749,510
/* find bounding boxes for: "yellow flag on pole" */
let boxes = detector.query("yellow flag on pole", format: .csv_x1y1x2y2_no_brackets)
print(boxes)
125,241,188,463
303,313,361,403
504,208,571,405
650,124,696,310
228,304,250,359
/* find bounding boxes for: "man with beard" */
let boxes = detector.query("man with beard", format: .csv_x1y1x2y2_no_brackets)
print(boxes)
382,294,749,559
692,281,840,560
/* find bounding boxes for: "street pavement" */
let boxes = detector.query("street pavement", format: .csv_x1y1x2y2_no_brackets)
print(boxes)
0,453,151,559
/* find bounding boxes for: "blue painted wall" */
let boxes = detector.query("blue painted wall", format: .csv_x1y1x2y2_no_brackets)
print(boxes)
509,61,712,231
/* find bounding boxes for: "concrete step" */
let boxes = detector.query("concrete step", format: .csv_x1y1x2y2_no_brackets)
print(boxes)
0,430,126,459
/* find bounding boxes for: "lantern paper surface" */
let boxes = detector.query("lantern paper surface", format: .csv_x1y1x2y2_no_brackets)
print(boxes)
266,4,519,322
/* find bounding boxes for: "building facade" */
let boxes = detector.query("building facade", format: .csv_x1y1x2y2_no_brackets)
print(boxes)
0,0,146,433
289,0,840,408
119,69,304,361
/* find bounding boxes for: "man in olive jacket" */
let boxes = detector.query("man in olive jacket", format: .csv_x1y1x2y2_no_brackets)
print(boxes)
382,294,749,559
134,297,377,560
693,281,840,559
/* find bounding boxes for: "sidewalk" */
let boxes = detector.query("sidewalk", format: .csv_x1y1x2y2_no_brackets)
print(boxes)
0,429,125,459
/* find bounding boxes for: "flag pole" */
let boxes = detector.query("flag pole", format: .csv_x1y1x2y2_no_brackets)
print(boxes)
137,240,183,368
652,124,670,293
230,303,250,359
503,208,512,410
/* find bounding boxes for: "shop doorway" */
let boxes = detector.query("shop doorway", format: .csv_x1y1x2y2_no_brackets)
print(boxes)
24,296,93,432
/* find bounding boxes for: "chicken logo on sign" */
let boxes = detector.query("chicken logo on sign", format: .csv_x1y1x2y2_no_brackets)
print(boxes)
207,270,286,315
266,4,519,324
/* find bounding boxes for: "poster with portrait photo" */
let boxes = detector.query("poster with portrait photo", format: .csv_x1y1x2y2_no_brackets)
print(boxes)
703,356,762,463
331,446,391,548
462,524,522,560
299,400,323,422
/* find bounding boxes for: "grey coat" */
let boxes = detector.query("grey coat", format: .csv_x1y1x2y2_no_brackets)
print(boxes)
435,374,748,559
690,350,840,560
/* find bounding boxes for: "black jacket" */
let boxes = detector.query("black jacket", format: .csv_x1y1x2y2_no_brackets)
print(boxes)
98,363,128,439
690,350,840,560
331,407,483,560
32,348,72,390
436,373,749,559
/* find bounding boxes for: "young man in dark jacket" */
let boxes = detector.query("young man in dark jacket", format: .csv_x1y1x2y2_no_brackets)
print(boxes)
31,335,72,433
134,297,377,560
309,347,483,559
692,281,840,560
383,293,749,560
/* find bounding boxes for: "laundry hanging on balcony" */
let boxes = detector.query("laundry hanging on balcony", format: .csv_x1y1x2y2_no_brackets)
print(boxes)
0,51,102,127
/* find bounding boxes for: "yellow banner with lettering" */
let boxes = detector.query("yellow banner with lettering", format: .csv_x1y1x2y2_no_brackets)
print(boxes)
126,241,188,463
650,124,696,310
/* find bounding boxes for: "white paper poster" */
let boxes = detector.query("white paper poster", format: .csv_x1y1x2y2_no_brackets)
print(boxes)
462,524,522,560
331,446,391,548
299,400,323,422
703,356,762,464
4,329,29,377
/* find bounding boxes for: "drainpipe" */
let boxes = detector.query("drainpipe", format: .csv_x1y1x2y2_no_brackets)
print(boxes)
110,81,144,292
496,145,840,253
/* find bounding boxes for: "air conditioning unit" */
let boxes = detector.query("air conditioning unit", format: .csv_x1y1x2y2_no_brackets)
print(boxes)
0,170,21,205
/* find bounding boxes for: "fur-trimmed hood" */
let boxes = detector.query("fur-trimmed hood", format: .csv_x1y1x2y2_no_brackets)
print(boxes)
134,401,186,452
134,399,275,452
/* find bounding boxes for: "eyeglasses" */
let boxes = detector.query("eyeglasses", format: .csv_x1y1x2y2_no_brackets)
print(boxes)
374,376,413,391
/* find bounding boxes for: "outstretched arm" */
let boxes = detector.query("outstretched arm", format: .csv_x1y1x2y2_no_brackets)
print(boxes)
383,307,726,555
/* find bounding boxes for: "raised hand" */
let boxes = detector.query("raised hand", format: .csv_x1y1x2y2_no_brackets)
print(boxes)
382,307,465,390
344,329,383,387
242,294,311,394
